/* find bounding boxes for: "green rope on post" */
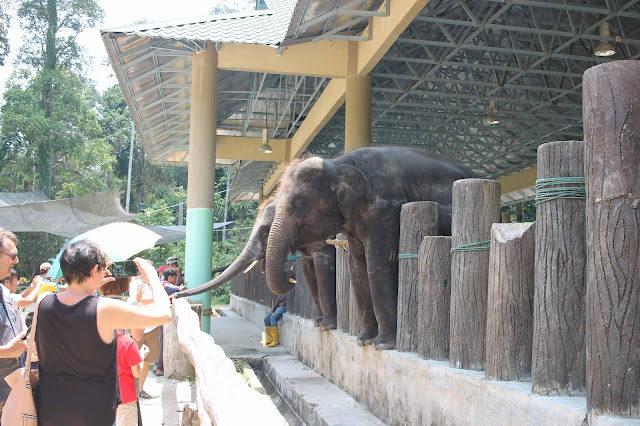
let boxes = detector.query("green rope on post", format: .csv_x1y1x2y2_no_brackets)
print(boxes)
398,253,419,259
450,240,491,253
535,177,585,205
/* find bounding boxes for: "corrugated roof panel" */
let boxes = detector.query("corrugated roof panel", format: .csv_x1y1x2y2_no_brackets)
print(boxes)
105,1,295,46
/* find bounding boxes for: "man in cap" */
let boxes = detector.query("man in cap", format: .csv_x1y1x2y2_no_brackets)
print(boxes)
165,257,182,286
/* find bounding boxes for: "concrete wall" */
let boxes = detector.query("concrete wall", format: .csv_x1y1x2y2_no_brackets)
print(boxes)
231,295,632,426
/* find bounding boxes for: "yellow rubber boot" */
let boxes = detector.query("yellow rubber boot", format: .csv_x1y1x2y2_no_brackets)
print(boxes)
265,326,274,345
267,326,280,347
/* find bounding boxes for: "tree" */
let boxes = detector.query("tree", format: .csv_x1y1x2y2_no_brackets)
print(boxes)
1,69,116,197
0,0,11,65
15,0,103,73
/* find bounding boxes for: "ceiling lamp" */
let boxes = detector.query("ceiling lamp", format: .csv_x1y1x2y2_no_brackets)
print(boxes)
258,102,273,154
595,22,616,57
484,100,499,125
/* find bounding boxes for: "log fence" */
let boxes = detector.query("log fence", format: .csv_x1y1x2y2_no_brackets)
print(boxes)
227,61,639,419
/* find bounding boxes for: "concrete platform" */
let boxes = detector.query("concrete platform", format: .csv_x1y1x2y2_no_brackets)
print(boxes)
231,295,640,426
209,308,385,426
263,355,386,426
209,308,288,360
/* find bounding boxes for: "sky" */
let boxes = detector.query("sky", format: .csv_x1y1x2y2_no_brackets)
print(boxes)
0,0,253,96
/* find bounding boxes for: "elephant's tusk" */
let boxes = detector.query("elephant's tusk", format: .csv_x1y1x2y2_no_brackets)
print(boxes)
325,239,348,247
288,278,297,284
243,260,260,274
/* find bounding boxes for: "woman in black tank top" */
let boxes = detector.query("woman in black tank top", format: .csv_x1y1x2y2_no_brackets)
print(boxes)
35,240,171,426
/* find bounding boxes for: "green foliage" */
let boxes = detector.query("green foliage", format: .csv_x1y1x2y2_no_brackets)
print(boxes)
16,0,104,72
500,200,536,222
0,0,260,301
0,0,10,66
1,69,116,197
13,232,65,280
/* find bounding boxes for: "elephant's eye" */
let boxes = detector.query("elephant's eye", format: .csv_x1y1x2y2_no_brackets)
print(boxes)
292,198,306,212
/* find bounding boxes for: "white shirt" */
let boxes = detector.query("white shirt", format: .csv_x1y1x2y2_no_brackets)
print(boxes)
128,278,157,333
2,286,24,333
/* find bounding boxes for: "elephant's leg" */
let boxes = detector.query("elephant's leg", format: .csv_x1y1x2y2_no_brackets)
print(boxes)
302,257,324,327
348,239,378,346
313,244,337,330
364,204,401,350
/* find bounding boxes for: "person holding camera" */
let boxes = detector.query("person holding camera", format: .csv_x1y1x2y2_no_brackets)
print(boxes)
34,240,171,426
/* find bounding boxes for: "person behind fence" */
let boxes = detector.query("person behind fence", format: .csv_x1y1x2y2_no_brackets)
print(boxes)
34,240,171,426
154,267,185,377
264,294,286,347
0,228,27,422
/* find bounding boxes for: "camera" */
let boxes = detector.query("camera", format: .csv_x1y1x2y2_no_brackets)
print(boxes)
108,260,139,278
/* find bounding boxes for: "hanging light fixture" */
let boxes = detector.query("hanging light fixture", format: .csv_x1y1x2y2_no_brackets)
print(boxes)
258,100,273,154
595,22,616,57
484,99,499,125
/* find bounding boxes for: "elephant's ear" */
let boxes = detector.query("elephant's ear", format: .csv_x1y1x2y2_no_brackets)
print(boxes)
334,164,374,215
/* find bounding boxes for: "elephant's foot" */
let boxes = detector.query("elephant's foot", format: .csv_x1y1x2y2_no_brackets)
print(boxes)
356,328,378,347
314,316,323,328
320,315,337,331
371,331,396,350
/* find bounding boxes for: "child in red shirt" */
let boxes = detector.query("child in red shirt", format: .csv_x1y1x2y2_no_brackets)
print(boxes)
116,333,144,425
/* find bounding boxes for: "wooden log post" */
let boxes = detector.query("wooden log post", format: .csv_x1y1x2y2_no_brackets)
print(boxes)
417,236,451,360
173,299,287,425
583,60,640,417
164,302,200,380
531,140,586,396
485,222,536,381
335,234,351,333
397,202,439,352
449,179,501,370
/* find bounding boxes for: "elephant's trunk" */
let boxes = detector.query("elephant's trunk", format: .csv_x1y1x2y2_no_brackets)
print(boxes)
174,239,262,299
265,210,296,295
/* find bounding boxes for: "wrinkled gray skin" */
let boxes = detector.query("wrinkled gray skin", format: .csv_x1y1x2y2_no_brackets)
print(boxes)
175,201,338,330
265,147,477,349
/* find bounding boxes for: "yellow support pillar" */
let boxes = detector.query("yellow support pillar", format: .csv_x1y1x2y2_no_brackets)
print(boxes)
345,42,371,153
185,43,217,332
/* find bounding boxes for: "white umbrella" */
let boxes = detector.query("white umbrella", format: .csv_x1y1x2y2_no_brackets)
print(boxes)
46,222,162,282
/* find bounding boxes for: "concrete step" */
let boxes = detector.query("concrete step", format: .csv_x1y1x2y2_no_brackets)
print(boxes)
263,355,386,426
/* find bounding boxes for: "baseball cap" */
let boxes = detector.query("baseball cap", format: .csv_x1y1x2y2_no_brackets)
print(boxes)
156,265,167,273
166,256,178,265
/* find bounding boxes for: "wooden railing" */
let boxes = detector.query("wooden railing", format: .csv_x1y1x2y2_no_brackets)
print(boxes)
172,298,287,425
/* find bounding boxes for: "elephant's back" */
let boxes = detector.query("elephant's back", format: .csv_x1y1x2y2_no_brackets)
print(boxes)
335,146,477,201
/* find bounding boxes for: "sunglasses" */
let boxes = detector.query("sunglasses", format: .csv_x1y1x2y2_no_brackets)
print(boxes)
1,252,18,260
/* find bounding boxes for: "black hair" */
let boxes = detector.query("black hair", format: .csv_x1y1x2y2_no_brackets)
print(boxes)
163,267,178,280
60,240,107,285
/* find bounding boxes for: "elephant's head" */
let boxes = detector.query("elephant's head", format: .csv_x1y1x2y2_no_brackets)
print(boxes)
175,199,278,298
265,157,373,295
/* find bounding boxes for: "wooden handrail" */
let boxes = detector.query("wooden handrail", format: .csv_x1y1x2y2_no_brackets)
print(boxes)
173,299,286,425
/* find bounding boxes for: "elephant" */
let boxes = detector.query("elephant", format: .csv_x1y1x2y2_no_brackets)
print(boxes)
264,146,477,349
174,199,338,330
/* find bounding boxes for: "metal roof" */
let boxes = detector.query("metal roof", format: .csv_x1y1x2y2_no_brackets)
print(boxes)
102,0,640,203
105,8,290,46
